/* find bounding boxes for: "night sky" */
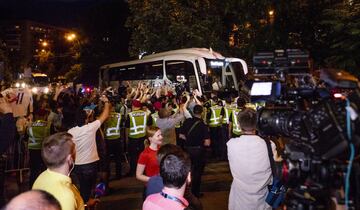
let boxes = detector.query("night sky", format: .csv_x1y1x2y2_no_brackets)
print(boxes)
0,0,126,28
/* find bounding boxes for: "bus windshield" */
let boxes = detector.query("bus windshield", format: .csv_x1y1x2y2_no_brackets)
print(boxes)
32,76,49,86
201,59,240,92
229,61,246,85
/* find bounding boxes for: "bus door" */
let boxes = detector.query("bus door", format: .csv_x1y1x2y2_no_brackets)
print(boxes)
225,58,248,91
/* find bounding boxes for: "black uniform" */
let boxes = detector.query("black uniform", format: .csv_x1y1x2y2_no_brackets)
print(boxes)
180,116,210,198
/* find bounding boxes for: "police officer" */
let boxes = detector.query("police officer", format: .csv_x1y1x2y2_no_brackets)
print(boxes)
206,95,223,159
104,104,122,179
220,96,233,159
125,99,151,176
28,116,51,186
228,97,246,138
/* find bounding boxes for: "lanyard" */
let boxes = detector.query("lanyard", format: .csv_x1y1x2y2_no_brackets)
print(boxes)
160,191,187,207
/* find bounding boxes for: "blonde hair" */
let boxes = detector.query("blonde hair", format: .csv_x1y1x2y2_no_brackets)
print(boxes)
146,126,160,138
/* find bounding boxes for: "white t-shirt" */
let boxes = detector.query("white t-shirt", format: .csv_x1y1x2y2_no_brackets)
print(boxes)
227,135,274,210
10,88,33,118
68,120,101,165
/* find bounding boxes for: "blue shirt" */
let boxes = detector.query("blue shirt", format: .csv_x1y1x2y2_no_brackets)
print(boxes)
146,175,164,198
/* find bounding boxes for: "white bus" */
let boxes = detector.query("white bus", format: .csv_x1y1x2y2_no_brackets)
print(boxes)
99,48,248,95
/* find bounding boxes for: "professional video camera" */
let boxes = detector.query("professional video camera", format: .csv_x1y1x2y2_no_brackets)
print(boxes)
251,50,360,209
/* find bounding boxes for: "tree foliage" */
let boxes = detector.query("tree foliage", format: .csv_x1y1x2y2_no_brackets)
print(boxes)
0,41,12,81
126,0,225,56
321,1,360,76
126,0,360,76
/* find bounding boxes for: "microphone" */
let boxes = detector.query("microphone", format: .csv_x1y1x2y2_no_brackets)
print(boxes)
94,182,106,198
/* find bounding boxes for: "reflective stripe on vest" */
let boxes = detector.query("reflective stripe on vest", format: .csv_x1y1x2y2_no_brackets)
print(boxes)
152,112,159,125
222,106,233,124
232,109,242,135
209,105,222,127
105,112,121,140
28,120,50,150
129,110,147,138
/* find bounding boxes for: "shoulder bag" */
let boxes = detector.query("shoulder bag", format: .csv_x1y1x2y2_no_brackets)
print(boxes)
264,139,287,209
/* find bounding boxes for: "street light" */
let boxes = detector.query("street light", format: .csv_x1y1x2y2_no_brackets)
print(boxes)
65,33,77,42
42,41,48,47
268,10,275,17
268,9,275,24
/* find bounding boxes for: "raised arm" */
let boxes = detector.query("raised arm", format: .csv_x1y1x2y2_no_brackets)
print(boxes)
97,95,111,124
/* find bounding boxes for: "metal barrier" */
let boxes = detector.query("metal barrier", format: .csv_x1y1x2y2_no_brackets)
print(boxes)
4,134,29,184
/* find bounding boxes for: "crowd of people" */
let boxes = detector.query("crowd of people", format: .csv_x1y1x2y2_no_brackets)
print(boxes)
0,80,281,210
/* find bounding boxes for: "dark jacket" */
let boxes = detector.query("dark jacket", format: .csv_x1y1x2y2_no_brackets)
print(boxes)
0,113,16,154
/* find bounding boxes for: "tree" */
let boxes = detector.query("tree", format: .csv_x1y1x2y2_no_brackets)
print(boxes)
126,0,226,56
65,63,82,82
221,0,273,59
0,41,12,81
321,1,360,76
99,0,359,79
77,0,130,85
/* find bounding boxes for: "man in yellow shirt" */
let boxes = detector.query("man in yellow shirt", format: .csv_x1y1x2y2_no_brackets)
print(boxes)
32,132,84,210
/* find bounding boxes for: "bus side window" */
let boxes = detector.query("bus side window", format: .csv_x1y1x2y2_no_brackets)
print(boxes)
135,64,145,78
144,61,163,79
165,60,196,91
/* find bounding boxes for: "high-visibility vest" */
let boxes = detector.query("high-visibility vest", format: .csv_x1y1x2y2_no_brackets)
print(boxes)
231,108,242,135
254,101,266,110
245,103,257,110
104,112,122,140
230,102,238,109
28,120,50,150
151,112,159,125
209,105,222,127
222,105,233,125
128,110,147,139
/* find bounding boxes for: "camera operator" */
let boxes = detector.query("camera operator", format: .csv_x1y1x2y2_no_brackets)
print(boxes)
0,93,16,206
68,95,110,203
227,108,276,210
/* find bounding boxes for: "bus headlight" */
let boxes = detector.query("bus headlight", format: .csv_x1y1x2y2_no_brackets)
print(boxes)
44,87,49,94
32,87,38,94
